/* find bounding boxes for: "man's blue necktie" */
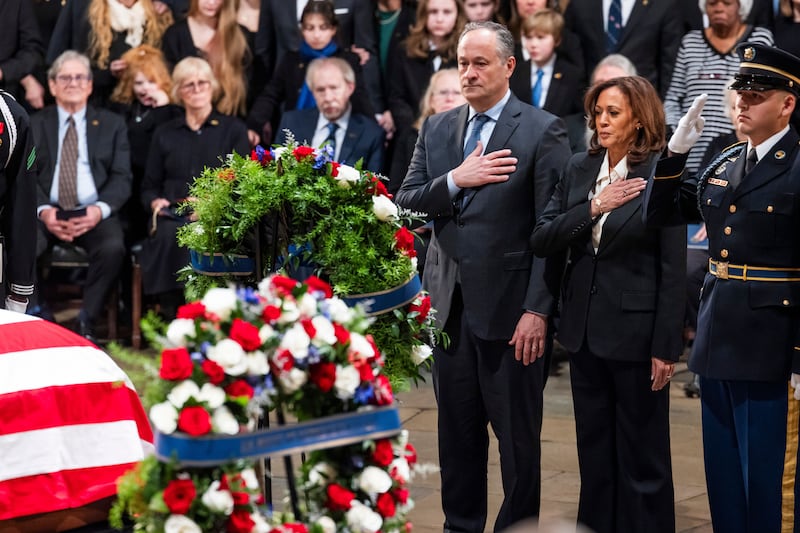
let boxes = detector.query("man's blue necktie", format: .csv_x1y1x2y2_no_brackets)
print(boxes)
607,0,622,53
463,114,489,160
531,68,544,108
325,122,338,155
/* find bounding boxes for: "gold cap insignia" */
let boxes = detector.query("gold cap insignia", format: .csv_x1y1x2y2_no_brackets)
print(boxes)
210,119,219,126
775,150,786,159
744,47,755,61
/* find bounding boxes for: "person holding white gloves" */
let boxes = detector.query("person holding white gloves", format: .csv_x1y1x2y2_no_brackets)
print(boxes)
0,90,36,314
643,42,800,533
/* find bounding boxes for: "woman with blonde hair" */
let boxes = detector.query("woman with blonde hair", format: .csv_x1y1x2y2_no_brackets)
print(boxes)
162,0,251,121
47,0,173,106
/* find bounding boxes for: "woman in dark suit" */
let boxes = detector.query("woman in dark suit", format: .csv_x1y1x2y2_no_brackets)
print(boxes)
531,76,685,533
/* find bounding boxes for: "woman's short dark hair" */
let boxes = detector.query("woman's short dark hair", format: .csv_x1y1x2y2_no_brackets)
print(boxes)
584,75,666,165
301,0,338,27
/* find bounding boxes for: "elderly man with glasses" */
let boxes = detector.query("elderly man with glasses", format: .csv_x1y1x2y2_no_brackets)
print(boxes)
31,50,132,342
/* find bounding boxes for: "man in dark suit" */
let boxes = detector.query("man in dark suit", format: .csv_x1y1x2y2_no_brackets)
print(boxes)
563,0,682,98
396,21,571,532
275,57,385,171
33,51,131,341
645,43,800,532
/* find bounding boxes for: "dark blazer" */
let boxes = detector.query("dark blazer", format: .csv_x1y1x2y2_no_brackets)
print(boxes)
564,0,683,97
510,53,585,118
395,94,571,339
275,108,385,172
532,151,686,361
645,128,800,381
31,105,132,214
0,0,43,100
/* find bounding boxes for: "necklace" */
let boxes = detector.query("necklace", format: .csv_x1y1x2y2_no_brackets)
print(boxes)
133,102,151,123
377,8,401,25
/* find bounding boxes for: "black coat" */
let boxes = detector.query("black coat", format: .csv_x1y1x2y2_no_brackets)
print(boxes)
0,0,43,101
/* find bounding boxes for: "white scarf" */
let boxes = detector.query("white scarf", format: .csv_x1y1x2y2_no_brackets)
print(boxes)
107,0,147,48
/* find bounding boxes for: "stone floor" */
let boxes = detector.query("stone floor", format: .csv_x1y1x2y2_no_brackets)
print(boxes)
390,356,712,533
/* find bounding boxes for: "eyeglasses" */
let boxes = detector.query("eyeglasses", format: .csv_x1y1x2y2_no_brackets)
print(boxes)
179,80,212,92
434,89,461,97
55,74,91,85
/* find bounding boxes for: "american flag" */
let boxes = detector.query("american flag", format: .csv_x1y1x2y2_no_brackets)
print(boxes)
0,311,153,520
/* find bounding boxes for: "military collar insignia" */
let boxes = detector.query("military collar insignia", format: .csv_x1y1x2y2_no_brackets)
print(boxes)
715,162,728,175
775,150,786,159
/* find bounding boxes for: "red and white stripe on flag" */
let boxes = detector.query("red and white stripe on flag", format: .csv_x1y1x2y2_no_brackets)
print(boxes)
0,311,154,520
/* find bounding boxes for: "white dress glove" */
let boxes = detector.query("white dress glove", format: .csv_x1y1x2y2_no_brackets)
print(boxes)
792,374,800,400
5,296,28,314
668,93,708,154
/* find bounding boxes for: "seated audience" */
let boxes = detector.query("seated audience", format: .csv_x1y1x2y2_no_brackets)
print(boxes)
33,51,132,342
275,57,385,172
139,57,249,316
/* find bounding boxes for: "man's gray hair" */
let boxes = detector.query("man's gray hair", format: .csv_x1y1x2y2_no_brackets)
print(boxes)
699,0,752,20
591,53,637,82
459,21,515,61
48,50,92,80
306,57,355,88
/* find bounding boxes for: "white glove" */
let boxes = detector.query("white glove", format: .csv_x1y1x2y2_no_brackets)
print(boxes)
668,93,708,154
5,296,28,314
791,373,800,400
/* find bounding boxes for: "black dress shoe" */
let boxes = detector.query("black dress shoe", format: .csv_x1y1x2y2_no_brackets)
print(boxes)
78,320,98,344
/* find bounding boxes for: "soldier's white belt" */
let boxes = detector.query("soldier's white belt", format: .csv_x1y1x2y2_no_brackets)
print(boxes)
709,259,800,281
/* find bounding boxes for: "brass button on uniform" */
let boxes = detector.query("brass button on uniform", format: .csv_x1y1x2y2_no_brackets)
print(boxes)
784,299,791,306
729,205,737,213
767,205,774,213
720,249,729,258
724,226,732,235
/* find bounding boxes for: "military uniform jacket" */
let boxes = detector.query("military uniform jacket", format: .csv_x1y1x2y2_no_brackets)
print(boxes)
644,127,800,381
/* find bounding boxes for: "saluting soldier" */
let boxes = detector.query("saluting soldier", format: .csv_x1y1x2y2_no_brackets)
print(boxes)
0,90,36,313
644,43,800,533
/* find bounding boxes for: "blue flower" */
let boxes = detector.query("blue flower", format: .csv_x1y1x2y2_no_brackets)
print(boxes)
190,351,204,362
313,145,334,169
237,286,260,305
354,383,374,405
306,345,322,365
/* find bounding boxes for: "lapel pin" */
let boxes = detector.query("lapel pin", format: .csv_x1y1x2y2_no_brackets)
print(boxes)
554,72,562,79
210,119,219,126
642,0,648,5
715,162,727,175
775,150,786,159
91,119,99,126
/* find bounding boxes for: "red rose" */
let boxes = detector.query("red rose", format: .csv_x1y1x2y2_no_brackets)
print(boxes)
159,347,194,380
292,145,315,161
227,509,255,533
326,483,355,511
162,478,196,515
283,524,308,533
262,305,281,323
310,362,336,392
305,275,333,297
225,379,255,399
333,323,350,345
330,161,341,177
394,227,417,258
202,359,226,385
408,295,431,324
231,491,249,505
366,334,380,361
230,318,262,351
376,492,397,518
177,301,206,319
271,348,294,373
393,487,409,504
372,439,394,467
271,275,299,295
404,443,417,465
368,176,391,198
373,374,394,406
177,406,212,436
358,362,375,382
301,318,316,339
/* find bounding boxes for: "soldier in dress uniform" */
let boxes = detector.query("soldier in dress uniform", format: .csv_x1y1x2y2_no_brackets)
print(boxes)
644,43,800,533
0,90,36,313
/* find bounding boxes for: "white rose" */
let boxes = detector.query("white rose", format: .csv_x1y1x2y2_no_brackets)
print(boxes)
335,164,361,188
311,315,337,345
298,292,319,317
212,405,240,435
166,318,195,347
164,514,202,533
198,383,226,409
346,501,383,533
410,344,433,365
206,338,248,376
326,297,353,324
251,511,271,533
390,457,410,484
308,461,337,486
201,481,234,515
358,466,393,494
280,323,310,361
245,350,270,376
167,380,200,408
334,364,361,399
278,367,308,393
410,256,418,272
372,195,398,221
278,300,300,325
349,333,375,362
201,287,238,321
259,324,276,343
240,468,260,490
273,146,287,159
315,516,337,533
149,401,179,434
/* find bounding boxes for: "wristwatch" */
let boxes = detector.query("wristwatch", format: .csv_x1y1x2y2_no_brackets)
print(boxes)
593,197,603,214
